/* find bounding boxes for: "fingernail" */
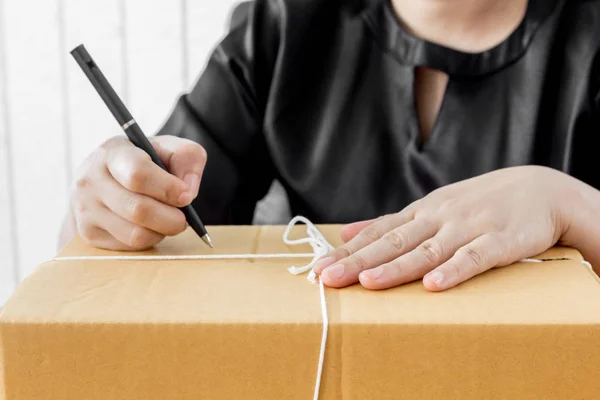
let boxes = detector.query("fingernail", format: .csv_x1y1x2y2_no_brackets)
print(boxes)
178,191,193,206
314,256,336,273
362,267,383,281
324,264,345,280
427,271,445,286
183,173,201,198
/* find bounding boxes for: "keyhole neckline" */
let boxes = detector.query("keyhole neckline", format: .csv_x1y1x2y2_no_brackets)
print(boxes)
412,67,450,149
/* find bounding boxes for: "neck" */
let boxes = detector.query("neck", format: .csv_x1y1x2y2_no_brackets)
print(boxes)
390,0,528,53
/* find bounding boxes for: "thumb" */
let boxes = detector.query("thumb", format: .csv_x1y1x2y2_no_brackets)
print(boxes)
149,135,207,199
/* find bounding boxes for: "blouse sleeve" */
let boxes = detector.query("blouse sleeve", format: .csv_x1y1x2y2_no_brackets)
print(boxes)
156,0,282,224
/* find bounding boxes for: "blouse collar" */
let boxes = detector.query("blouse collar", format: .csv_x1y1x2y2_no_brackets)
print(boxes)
362,0,560,78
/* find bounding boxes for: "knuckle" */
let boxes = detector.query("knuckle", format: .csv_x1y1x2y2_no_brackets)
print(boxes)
374,214,388,222
406,199,423,213
164,214,187,236
421,214,444,232
165,181,183,203
124,163,148,192
349,253,369,270
488,233,512,265
437,198,459,214
128,199,150,224
128,226,152,249
489,217,507,233
78,223,98,244
460,246,487,268
335,247,351,260
361,225,384,242
403,207,418,221
419,240,444,264
387,259,403,274
73,199,88,217
382,230,406,252
169,221,187,236
130,155,149,173
74,176,92,191
474,211,504,232
424,187,446,204
178,140,207,165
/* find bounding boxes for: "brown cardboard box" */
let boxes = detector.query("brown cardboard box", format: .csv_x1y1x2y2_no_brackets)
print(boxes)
2,224,600,399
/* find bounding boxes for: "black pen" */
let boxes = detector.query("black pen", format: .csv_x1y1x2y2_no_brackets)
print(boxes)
70,44,213,248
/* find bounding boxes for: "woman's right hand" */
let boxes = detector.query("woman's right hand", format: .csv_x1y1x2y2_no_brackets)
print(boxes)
62,135,207,251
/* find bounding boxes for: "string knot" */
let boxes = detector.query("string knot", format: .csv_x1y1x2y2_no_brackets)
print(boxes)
283,216,334,284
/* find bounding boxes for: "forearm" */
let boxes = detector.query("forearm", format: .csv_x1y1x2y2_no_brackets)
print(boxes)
560,179,600,275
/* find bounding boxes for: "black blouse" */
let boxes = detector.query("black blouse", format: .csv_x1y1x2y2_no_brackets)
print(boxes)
158,0,600,225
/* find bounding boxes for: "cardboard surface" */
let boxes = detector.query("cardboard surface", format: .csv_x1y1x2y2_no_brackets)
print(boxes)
2,225,600,399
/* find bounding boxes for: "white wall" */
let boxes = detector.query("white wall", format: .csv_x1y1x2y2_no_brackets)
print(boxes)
0,0,244,305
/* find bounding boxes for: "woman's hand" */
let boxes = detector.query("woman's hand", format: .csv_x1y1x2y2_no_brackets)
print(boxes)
314,166,583,291
59,135,207,251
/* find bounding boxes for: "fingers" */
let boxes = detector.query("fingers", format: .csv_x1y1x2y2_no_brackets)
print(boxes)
70,135,206,252
106,144,194,207
358,225,476,290
314,210,416,275
149,136,207,199
319,217,438,287
76,223,121,250
423,233,509,292
77,205,163,251
94,205,164,250
99,171,188,237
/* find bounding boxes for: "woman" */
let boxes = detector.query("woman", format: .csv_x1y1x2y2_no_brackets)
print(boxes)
60,0,600,292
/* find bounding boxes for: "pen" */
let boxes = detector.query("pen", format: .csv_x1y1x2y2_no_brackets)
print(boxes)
70,44,213,248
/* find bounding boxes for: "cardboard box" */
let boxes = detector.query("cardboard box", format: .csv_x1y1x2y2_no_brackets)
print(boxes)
2,224,600,399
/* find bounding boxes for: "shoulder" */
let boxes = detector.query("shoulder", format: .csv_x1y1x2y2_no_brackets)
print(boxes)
253,0,371,18
225,0,374,39
546,1,600,107
215,0,377,84
227,0,371,25
554,0,600,49
562,0,600,17
217,0,372,61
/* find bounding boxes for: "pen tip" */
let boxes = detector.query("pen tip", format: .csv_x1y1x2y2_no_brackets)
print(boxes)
201,234,213,249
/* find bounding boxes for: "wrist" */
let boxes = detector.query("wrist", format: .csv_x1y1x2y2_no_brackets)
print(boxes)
557,174,600,272
57,207,77,251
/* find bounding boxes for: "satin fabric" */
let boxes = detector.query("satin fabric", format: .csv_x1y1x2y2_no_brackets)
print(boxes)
158,0,600,224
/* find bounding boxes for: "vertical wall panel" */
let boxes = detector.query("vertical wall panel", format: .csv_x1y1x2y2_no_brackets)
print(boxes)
63,0,124,176
0,0,17,305
0,1,250,305
3,0,69,280
124,0,185,135
185,1,241,86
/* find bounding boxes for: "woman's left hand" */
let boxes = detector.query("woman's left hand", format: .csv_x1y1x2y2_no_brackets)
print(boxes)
314,166,580,291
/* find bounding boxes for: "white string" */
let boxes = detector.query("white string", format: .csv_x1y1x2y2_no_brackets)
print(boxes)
521,258,593,269
54,215,331,400
282,216,332,400
282,215,335,283
313,277,328,400
54,253,316,261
